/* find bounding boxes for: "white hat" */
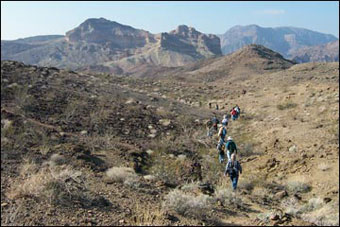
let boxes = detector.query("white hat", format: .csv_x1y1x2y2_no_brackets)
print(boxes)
227,136,233,140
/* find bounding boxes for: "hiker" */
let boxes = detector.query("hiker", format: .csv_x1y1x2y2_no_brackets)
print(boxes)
225,136,237,161
205,119,213,137
206,114,219,137
224,153,242,191
235,105,241,118
211,114,219,133
209,102,212,109
222,114,229,127
230,108,237,121
217,119,228,163
215,104,219,110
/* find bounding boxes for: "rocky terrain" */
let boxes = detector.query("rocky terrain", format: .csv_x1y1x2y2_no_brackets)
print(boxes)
1,18,221,75
219,24,338,59
1,43,339,226
291,40,339,63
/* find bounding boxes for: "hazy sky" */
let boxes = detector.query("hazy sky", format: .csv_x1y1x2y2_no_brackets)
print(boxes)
1,1,339,40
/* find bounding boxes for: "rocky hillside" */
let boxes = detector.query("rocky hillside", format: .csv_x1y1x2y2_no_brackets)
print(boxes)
219,24,338,59
2,57,338,226
164,44,295,82
291,40,339,63
1,18,221,74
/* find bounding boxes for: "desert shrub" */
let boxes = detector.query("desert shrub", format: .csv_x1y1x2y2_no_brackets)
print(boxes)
12,84,33,113
180,181,200,192
163,189,213,218
8,161,109,208
300,199,339,226
214,188,244,208
130,201,164,226
237,178,255,192
318,162,331,171
256,212,272,223
252,187,273,201
277,102,298,110
239,143,256,158
106,167,139,184
281,196,301,216
283,196,339,226
49,153,66,166
286,180,311,194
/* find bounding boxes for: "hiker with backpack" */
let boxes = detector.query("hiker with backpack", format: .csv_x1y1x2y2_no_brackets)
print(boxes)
222,114,229,127
217,119,228,163
225,136,237,161
235,105,240,119
211,114,220,133
224,153,242,191
206,114,219,137
230,108,237,121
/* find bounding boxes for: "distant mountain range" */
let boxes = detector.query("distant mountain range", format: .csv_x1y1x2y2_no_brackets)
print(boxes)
1,18,221,74
219,25,338,58
1,18,338,74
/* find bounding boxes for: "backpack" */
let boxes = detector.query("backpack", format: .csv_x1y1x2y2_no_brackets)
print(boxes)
231,109,236,115
227,141,236,152
227,161,238,176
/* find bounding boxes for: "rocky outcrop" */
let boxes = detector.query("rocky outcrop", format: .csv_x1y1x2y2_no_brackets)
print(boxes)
291,40,339,63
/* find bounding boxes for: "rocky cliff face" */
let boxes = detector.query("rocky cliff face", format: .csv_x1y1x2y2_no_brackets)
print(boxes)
65,18,155,48
1,18,221,74
291,40,339,63
219,25,338,59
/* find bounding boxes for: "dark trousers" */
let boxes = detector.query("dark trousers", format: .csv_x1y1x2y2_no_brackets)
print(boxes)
230,175,239,190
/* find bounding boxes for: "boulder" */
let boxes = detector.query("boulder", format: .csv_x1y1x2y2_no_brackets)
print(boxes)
159,119,171,127
274,190,288,199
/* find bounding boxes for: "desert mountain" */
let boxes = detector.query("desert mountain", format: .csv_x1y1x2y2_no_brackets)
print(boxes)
166,44,295,82
290,40,339,63
219,24,338,59
1,18,221,73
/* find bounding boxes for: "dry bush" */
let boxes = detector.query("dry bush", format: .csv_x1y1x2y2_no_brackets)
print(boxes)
256,212,272,223
277,101,298,110
285,179,311,194
214,186,244,208
7,157,109,208
252,187,273,201
131,201,165,226
300,199,339,226
180,181,200,192
282,196,339,226
7,168,52,200
106,167,139,184
237,178,255,192
239,143,257,158
281,196,301,216
318,162,331,171
150,153,195,186
49,153,66,166
163,189,213,218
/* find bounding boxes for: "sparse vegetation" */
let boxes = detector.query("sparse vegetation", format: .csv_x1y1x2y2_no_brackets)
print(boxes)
285,180,311,194
277,101,298,110
106,167,139,184
163,189,213,218
318,162,331,171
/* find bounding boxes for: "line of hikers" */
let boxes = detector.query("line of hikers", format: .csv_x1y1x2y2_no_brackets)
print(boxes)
205,105,242,191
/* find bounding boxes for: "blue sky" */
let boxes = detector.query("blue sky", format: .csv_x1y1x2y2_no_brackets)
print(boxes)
1,1,339,40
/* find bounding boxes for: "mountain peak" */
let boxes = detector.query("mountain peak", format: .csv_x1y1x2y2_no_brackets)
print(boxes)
65,18,150,47
170,25,199,36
